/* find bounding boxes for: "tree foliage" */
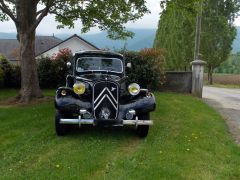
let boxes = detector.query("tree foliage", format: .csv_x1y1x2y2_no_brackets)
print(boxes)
215,53,240,74
154,0,240,83
201,0,239,84
154,0,196,70
0,0,149,40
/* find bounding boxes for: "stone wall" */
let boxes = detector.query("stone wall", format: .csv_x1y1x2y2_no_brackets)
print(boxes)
159,71,192,93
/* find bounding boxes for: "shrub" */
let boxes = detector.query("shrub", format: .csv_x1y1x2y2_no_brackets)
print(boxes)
38,57,55,88
10,65,21,88
0,55,21,88
51,48,73,62
38,48,72,88
51,58,69,87
0,67,4,88
0,55,12,87
123,48,165,90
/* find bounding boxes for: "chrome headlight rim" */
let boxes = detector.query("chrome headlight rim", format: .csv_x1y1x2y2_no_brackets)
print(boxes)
128,83,140,96
73,82,86,95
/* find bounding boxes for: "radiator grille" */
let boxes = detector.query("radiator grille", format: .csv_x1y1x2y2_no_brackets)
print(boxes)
93,81,119,120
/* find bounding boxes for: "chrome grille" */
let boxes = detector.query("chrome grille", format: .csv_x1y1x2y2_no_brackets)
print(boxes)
93,81,119,120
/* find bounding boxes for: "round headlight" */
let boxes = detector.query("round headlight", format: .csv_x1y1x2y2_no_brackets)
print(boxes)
73,82,86,95
128,83,140,96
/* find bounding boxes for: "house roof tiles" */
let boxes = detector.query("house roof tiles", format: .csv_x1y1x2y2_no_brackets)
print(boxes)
0,36,62,60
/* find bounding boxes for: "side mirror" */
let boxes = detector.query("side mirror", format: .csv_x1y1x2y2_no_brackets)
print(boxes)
126,63,132,68
67,62,71,69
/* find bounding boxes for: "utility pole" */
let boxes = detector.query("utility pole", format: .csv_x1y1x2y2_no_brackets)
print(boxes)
192,1,206,98
194,1,203,60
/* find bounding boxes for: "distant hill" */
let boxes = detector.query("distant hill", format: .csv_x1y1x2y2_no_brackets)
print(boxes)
55,29,156,51
0,27,239,53
82,29,156,51
0,29,156,51
0,32,16,39
232,26,240,54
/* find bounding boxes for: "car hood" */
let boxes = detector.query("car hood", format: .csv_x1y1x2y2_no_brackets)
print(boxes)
79,74,121,82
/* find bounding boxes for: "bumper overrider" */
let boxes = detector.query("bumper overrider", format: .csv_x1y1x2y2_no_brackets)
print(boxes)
55,88,156,127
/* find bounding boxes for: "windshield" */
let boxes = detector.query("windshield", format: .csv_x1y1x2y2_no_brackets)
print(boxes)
76,57,123,73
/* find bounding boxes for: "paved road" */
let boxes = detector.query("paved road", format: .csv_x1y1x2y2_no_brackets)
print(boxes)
203,86,240,144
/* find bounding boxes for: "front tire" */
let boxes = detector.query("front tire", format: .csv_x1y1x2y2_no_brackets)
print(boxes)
55,110,69,136
136,113,150,138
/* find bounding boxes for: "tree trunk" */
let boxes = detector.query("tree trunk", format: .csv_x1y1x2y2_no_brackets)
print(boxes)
208,66,213,85
19,32,42,102
17,0,42,103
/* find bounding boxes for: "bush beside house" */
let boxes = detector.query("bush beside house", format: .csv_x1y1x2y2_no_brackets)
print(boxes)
38,48,72,88
0,55,21,88
124,48,165,90
0,66,4,88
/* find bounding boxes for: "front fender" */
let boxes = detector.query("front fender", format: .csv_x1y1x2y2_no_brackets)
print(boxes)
55,87,92,114
118,93,156,119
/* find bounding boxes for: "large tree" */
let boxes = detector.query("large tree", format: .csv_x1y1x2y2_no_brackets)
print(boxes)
154,0,196,70
155,0,240,84
0,0,149,102
201,0,239,84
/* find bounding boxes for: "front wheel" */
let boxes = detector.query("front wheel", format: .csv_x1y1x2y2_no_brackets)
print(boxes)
55,110,69,136
136,113,150,138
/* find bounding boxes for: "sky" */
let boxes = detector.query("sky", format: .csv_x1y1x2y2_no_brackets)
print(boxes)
0,0,239,35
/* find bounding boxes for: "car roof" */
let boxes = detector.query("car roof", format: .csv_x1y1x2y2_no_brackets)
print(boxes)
74,50,123,58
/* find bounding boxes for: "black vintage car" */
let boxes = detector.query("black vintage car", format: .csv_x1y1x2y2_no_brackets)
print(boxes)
55,50,156,137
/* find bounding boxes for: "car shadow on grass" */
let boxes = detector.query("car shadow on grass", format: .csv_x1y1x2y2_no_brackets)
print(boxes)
63,125,138,139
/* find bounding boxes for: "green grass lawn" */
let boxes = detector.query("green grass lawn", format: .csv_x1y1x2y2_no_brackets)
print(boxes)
0,89,55,101
0,90,240,179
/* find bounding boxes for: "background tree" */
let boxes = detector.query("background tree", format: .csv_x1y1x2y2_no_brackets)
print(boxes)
154,0,196,71
215,53,240,74
0,0,149,103
155,0,240,84
201,0,239,84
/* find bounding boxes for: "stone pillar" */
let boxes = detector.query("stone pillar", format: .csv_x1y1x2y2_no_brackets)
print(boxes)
191,60,206,98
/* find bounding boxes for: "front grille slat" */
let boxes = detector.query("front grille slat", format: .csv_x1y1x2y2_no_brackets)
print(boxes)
93,81,119,120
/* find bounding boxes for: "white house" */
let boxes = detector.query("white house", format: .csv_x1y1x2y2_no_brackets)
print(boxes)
36,34,98,58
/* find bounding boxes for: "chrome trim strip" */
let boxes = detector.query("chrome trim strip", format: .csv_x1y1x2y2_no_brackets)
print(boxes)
106,88,118,104
123,120,153,126
60,118,94,125
94,87,117,104
94,87,107,103
76,76,93,82
94,94,117,110
105,95,117,110
94,94,107,110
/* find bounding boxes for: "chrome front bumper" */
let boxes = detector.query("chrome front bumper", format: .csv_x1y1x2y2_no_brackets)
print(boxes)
60,116,153,126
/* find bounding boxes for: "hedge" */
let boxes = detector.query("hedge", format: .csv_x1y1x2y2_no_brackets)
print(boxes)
123,48,165,90
0,66,4,88
0,56,21,88
0,48,165,91
37,57,68,88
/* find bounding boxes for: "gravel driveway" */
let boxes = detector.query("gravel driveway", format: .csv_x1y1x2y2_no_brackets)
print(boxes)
203,86,240,144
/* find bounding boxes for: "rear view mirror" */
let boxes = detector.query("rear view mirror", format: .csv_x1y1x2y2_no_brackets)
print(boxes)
127,63,132,68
